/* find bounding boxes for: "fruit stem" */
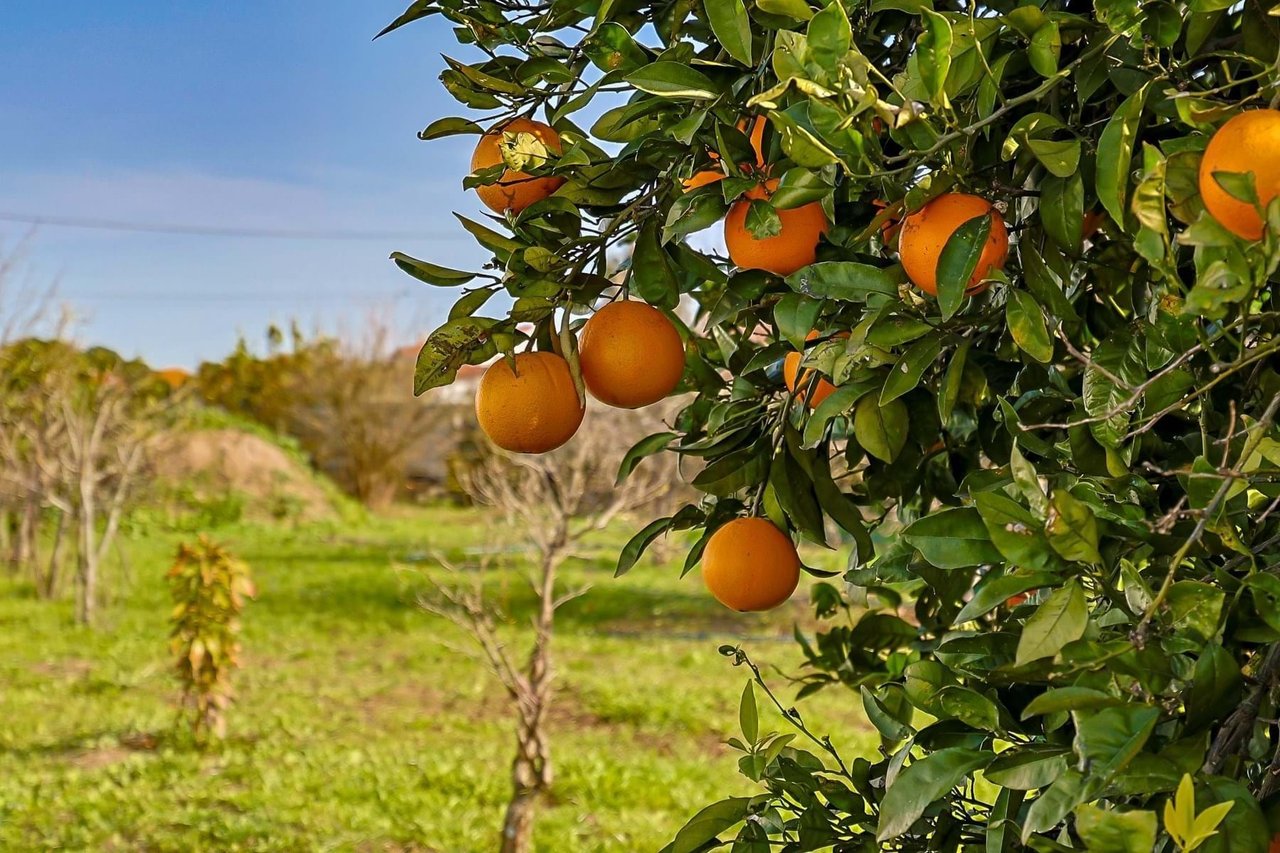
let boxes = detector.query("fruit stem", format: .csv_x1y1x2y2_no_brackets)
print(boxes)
559,303,586,407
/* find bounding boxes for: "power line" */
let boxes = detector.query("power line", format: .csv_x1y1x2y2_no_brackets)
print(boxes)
69,289,420,302
0,212,459,241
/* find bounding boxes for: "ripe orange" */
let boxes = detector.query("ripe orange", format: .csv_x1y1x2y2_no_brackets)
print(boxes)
872,198,903,243
578,300,685,409
784,330,848,409
474,351,584,453
156,367,190,390
1082,210,1105,241
470,118,565,215
1199,109,1280,240
898,192,1009,296
681,115,768,192
1270,833,1280,853
725,180,828,276
702,517,801,612
1006,592,1030,607
682,169,726,192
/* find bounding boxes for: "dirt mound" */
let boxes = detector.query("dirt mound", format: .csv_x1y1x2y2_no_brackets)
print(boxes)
149,428,337,520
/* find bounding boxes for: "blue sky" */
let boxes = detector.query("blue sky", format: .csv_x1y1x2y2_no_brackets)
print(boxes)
0,2,493,367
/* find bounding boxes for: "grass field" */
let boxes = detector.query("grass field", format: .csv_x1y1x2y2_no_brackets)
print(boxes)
0,506,874,851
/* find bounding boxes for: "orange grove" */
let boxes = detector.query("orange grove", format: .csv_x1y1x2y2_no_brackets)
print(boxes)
701,517,801,612
474,351,584,453
897,192,1009,296
470,117,566,215
578,300,685,409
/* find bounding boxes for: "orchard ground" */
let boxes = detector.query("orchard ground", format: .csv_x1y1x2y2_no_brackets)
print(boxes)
0,505,874,851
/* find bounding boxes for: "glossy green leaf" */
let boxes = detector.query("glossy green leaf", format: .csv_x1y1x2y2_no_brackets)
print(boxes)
1015,580,1087,666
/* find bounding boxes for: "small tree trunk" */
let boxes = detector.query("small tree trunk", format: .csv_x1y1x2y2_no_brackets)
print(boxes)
76,473,98,626
37,509,67,598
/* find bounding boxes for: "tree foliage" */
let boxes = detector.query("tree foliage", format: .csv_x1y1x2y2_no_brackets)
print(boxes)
380,0,1280,844
168,537,255,745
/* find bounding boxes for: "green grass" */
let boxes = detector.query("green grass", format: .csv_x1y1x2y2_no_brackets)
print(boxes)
0,506,874,851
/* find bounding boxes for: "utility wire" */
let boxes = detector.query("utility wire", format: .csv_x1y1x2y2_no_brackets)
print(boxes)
0,212,460,241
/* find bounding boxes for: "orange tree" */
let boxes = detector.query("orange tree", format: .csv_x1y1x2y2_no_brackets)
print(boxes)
379,0,1280,845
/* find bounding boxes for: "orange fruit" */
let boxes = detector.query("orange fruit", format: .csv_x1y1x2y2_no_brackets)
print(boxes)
682,169,726,192
783,330,848,409
1199,109,1280,240
578,300,685,408
156,367,190,390
474,351,584,453
872,198,903,242
1270,833,1280,853
898,192,1009,296
471,118,565,215
1006,592,1030,607
681,115,768,192
701,517,801,612
1082,210,1105,240
725,180,829,276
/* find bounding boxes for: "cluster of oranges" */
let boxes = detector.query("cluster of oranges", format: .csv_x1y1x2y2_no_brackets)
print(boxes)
468,120,687,456
458,108,1280,614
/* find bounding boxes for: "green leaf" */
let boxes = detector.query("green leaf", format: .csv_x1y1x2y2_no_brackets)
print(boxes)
1028,21,1061,76
631,226,681,309
935,213,992,320
1022,770,1085,841
757,0,813,18
916,10,954,105
664,189,729,242
1006,290,1053,363
455,213,522,260
418,116,484,139
954,570,1057,623
877,748,993,840
1186,643,1242,731
1021,687,1123,719
413,317,498,395
880,335,944,405
1167,580,1225,642
706,0,754,65
786,262,898,302
975,491,1059,571
375,0,434,38
1046,489,1102,563
1040,171,1085,252
1075,804,1157,853
1083,331,1146,449
617,432,678,483
391,251,477,287
1075,704,1159,782
670,797,752,853
938,338,970,423
771,167,832,209
626,62,720,99
773,294,822,350
739,681,758,744
807,0,852,71
1015,580,1088,666
984,746,1070,790
854,395,909,463
744,199,782,239
1027,137,1081,178
1096,85,1148,227
902,507,1003,570
615,516,674,576
861,685,913,741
